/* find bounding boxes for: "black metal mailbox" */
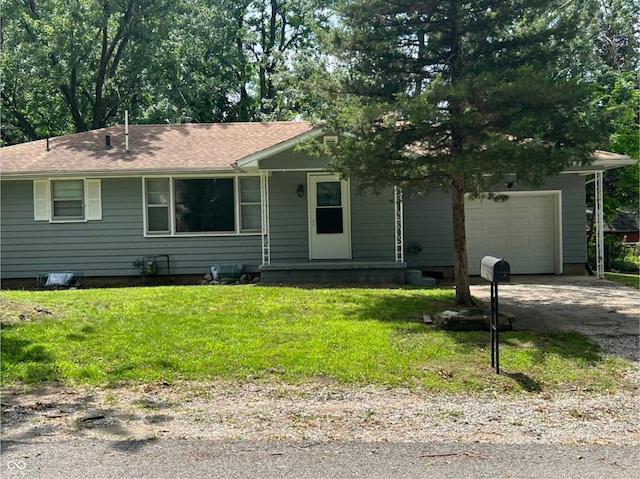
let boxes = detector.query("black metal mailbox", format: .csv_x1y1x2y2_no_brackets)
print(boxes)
480,256,511,283
480,255,510,374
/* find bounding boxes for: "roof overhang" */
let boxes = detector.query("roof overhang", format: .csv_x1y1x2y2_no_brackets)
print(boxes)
233,128,325,171
562,150,636,175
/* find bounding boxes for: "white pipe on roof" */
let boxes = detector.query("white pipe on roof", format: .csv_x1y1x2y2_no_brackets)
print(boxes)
125,110,129,153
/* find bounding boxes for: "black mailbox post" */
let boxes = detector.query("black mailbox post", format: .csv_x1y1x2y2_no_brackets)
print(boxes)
480,256,510,374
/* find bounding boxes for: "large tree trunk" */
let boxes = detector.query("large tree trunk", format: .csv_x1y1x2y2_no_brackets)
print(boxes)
451,174,474,306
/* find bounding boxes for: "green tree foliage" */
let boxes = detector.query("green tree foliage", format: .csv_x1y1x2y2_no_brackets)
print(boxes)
1,0,333,143
1,0,172,143
576,0,639,219
320,0,609,305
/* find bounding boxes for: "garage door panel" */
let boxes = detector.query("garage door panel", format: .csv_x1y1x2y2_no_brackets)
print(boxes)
466,194,558,275
485,218,509,230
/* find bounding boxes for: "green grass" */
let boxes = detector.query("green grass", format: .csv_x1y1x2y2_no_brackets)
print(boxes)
606,272,640,289
0,285,633,393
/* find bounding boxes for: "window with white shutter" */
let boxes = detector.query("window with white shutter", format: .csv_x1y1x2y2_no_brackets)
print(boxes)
32,179,102,222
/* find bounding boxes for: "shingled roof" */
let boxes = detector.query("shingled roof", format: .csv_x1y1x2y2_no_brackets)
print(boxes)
0,121,316,177
605,210,640,234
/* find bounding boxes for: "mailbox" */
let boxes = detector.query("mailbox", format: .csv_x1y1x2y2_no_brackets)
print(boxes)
480,256,510,283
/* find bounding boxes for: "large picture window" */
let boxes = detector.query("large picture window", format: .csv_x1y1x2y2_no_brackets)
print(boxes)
144,176,261,235
175,178,235,233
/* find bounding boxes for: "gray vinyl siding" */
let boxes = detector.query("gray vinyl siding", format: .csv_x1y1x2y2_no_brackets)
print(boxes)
259,150,327,171
547,174,587,264
1,178,261,279
268,171,310,261
350,188,396,261
267,172,396,262
1,171,587,280
402,174,587,269
403,190,454,268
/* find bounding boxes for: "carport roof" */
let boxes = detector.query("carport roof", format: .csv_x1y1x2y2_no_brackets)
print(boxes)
563,150,636,174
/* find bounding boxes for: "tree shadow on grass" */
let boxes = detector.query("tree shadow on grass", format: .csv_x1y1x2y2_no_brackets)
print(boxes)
341,290,618,370
0,336,59,383
503,372,542,392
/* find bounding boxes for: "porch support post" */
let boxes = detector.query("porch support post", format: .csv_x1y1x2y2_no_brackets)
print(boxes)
594,170,604,279
261,171,271,265
394,186,404,263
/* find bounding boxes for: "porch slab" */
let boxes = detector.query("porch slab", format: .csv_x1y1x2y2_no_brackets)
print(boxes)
259,261,407,284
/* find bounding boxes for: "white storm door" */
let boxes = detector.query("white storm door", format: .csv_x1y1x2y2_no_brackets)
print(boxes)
308,174,351,260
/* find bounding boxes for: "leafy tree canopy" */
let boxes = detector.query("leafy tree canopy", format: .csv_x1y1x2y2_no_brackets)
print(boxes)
0,0,334,144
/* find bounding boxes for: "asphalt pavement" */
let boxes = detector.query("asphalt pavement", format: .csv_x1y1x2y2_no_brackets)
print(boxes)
2,439,639,479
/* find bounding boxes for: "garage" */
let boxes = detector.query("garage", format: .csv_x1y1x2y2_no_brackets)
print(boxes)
465,192,561,275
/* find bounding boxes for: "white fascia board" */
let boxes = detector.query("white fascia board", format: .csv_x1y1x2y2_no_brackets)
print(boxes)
233,128,325,171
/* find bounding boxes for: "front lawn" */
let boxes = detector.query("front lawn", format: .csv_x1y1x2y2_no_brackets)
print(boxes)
0,285,632,393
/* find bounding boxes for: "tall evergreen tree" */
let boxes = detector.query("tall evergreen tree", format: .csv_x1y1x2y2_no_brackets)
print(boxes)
320,0,609,305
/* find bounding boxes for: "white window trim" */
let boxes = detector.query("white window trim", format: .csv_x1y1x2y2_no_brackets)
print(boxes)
142,175,263,238
33,178,102,223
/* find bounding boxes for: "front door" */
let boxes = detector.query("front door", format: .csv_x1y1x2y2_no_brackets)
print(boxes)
308,174,351,260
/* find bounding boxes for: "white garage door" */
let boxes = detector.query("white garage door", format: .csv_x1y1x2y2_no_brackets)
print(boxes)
465,193,559,275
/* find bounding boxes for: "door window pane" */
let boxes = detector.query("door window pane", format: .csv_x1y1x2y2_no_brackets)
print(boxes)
317,208,343,234
317,182,341,207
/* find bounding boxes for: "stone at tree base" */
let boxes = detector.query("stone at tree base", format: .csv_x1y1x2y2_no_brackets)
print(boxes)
432,309,513,331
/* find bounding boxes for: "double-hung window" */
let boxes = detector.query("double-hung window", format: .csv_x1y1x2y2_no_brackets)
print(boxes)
33,179,102,222
52,180,84,219
145,178,171,233
144,176,261,235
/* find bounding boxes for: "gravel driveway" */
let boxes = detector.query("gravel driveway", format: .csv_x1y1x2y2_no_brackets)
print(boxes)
470,275,640,362
2,276,639,448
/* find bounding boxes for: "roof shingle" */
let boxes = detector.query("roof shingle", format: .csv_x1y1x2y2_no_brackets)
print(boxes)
0,122,315,176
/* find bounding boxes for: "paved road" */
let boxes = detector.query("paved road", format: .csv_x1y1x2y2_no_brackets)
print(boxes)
2,439,639,479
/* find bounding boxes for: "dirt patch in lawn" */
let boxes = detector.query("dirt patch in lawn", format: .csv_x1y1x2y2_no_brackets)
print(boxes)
0,298,59,327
